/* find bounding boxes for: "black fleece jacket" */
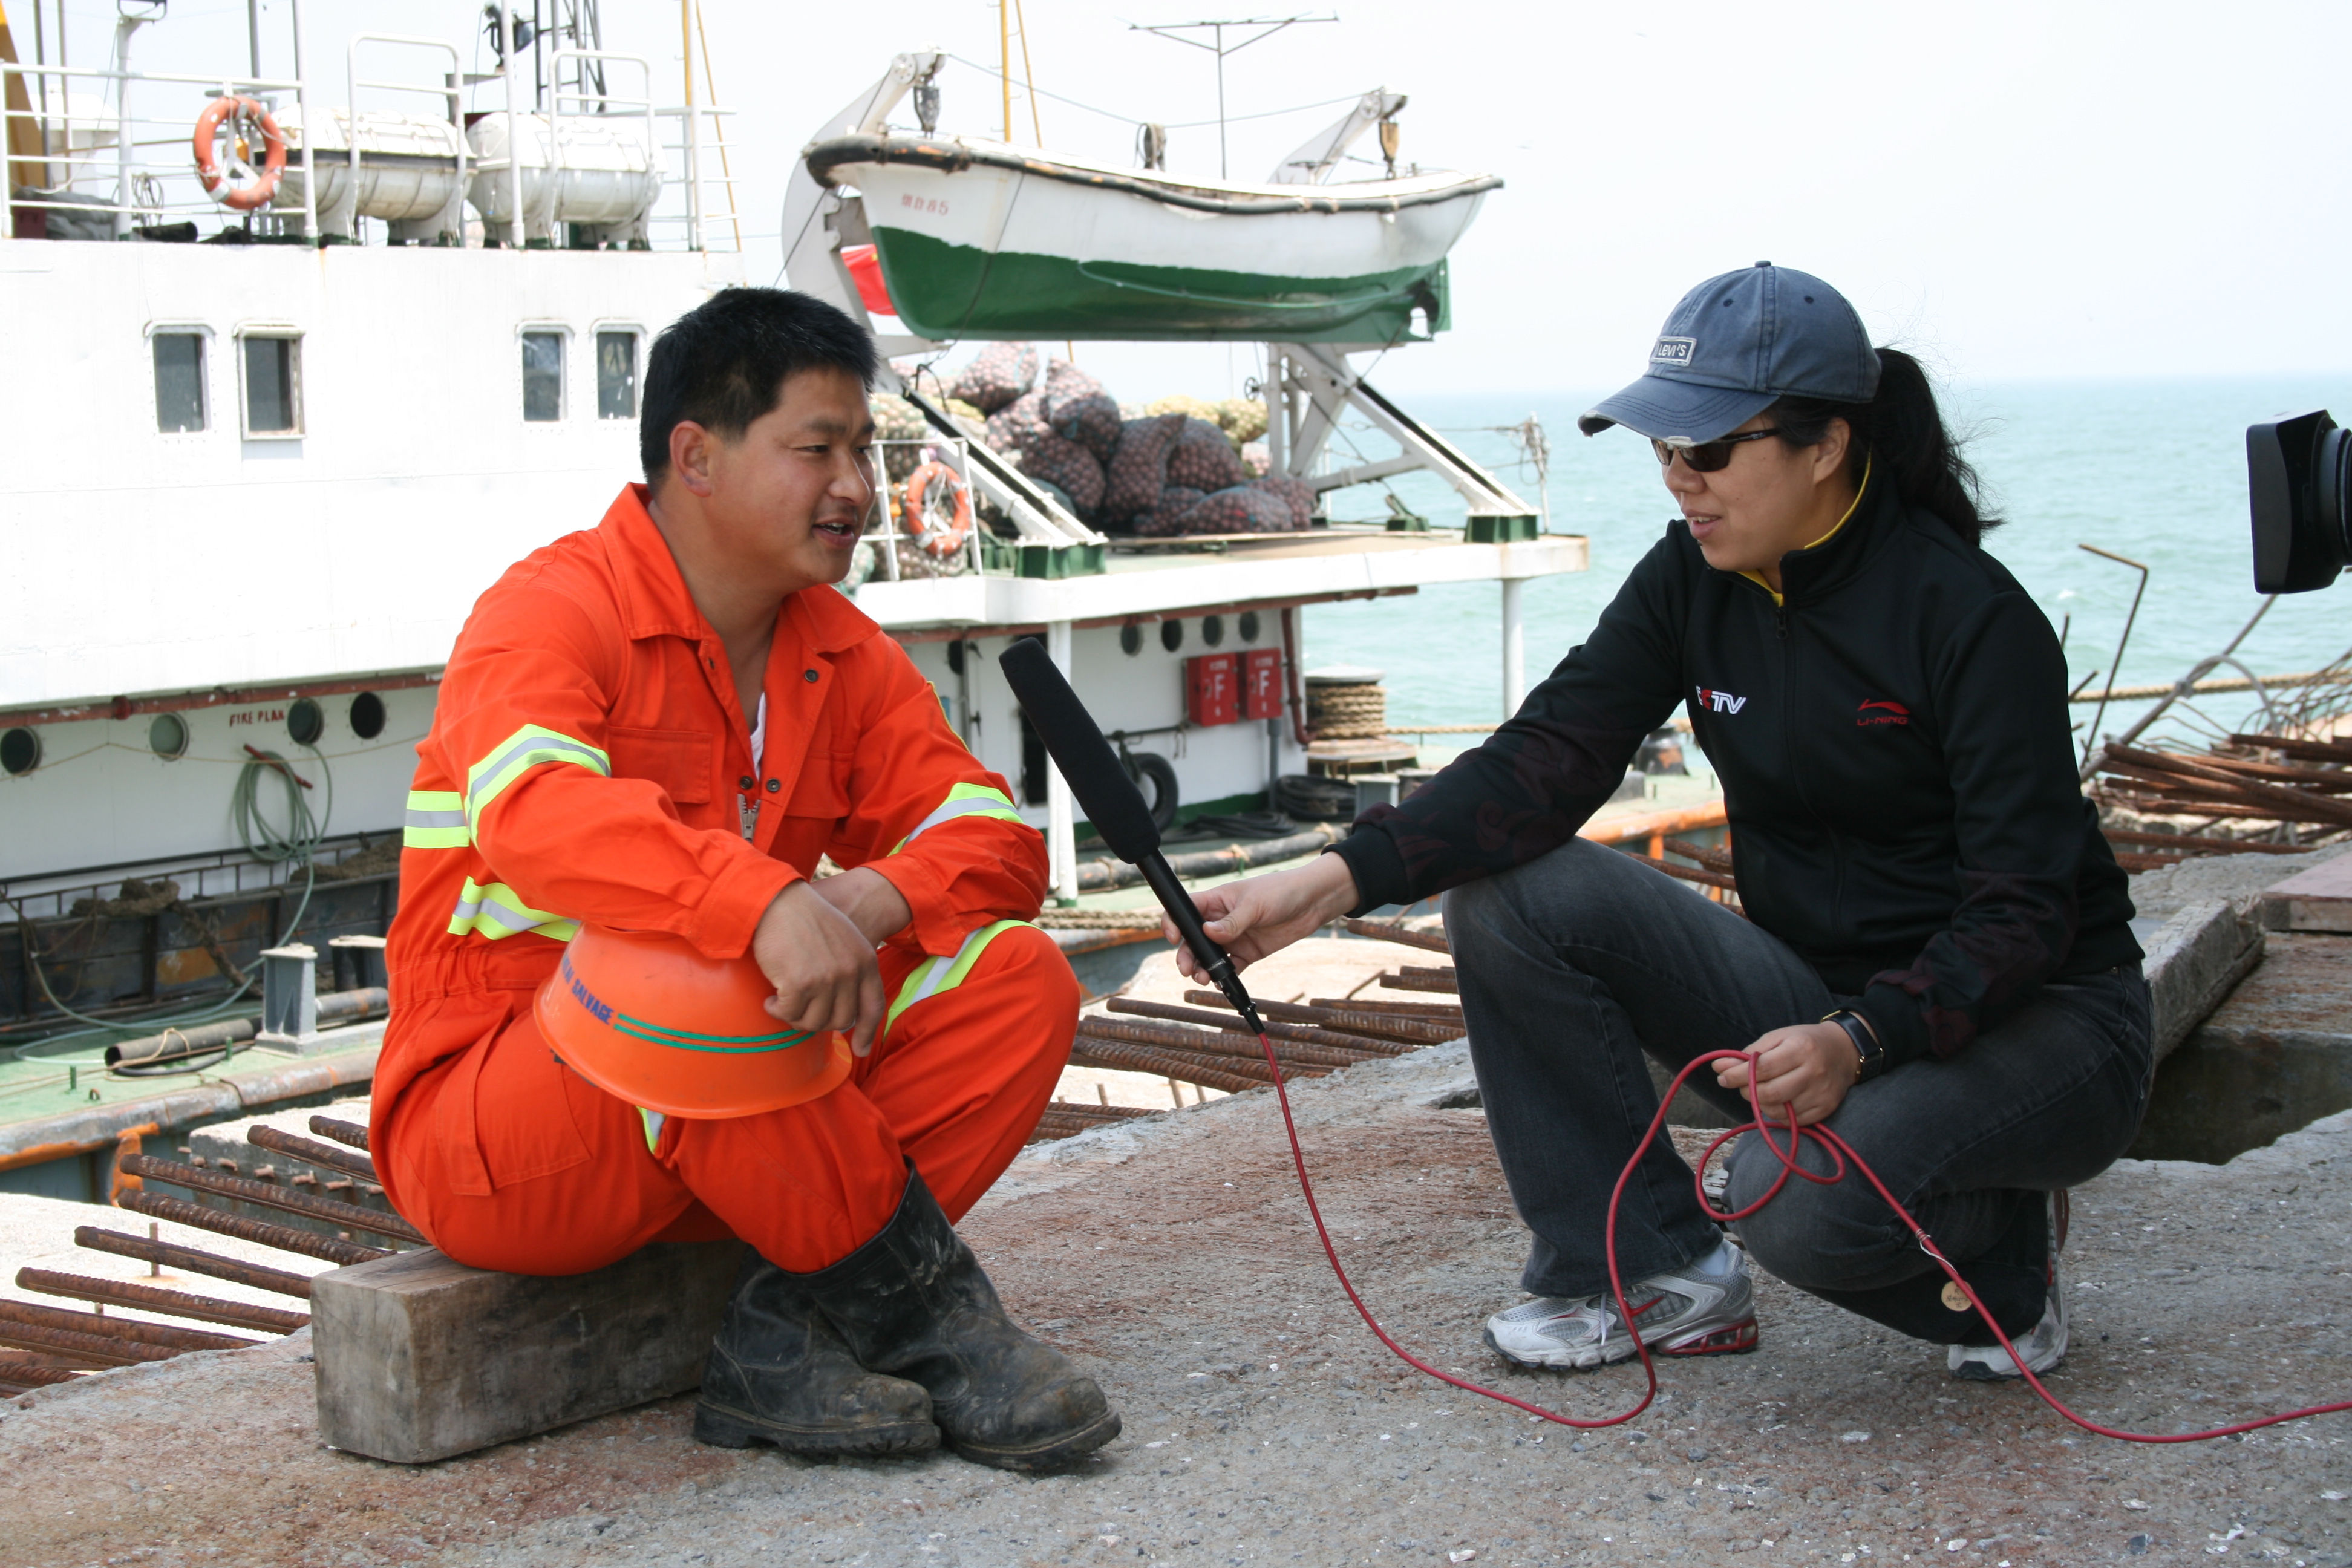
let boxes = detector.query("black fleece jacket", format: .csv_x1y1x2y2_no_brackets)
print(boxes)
1331,477,2141,1070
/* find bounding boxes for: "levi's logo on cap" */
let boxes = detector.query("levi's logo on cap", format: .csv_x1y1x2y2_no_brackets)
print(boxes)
1651,336,1696,367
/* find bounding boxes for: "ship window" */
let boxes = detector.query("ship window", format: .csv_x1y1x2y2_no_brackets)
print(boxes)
596,330,638,419
1,727,39,777
148,713,188,760
348,692,385,740
240,333,302,437
152,333,206,433
522,331,564,422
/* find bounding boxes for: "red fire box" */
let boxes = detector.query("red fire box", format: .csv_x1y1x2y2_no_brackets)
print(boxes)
1241,647,1284,722
1185,652,1239,727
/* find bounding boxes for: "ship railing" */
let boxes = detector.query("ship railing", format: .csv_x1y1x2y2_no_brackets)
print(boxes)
1,60,320,241
861,437,991,584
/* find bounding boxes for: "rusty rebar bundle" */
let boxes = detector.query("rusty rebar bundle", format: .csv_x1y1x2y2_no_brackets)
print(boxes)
308,1115,371,1152
1338,916,1452,954
1184,991,1453,1045
1664,837,1736,874
16,1269,308,1334
113,1192,390,1267
2095,742,2352,826
1105,999,1401,1057
73,1226,318,1299
1077,1016,1356,1071
116,1154,422,1244
248,1125,377,1182
1042,1099,1156,1122
0,1296,258,1352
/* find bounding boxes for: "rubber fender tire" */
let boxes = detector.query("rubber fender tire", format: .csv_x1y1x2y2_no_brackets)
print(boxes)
1123,751,1180,834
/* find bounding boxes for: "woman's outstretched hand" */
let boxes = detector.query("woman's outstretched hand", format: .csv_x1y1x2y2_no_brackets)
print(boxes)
1163,854,1362,984
1712,1022,1860,1126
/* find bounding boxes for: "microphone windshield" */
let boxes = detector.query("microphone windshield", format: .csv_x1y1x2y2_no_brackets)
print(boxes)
997,636,1162,863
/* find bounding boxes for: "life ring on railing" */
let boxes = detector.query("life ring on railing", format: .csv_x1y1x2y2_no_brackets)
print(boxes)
192,96,287,212
902,460,975,557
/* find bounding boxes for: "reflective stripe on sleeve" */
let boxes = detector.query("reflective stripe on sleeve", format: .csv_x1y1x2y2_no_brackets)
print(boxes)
884,918,1029,1031
465,724,612,835
446,877,580,943
890,782,1024,854
402,789,471,849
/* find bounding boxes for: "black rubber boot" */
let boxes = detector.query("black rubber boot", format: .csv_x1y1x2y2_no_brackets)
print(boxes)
795,1169,1121,1472
693,1250,939,1457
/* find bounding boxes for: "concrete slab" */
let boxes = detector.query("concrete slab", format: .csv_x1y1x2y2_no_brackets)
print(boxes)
6,1040,2352,1566
2261,853,2352,933
310,1240,746,1465
2141,899,2269,1063
2131,932,2352,1164
2127,838,2351,922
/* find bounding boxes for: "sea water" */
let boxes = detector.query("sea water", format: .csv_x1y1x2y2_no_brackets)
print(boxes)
1304,377,2352,747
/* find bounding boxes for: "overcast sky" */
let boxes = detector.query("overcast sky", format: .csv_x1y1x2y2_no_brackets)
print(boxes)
42,0,2352,397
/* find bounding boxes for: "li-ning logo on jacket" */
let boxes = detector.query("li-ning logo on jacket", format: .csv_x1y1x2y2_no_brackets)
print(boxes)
1695,686,1748,714
1858,699,1910,727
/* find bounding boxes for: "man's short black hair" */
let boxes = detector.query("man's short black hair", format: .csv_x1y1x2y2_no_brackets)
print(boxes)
639,287,879,484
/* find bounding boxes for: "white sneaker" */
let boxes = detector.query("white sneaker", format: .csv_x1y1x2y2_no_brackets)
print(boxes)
1483,1239,1758,1370
1949,1191,2070,1381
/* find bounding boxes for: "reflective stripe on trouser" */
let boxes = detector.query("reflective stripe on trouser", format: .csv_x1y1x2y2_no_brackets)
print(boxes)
464,723,612,837
446,878,580,942
404,790,470,849
377,923,1080,1276
891,783,1024,854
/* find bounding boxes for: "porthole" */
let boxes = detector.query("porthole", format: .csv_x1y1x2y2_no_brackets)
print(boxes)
348,691,386,740
1160,619,1184,653
1,727,40,777
1238,610,1261,642
287,698,324,746
1201,615,1226,648
148,713,189,760
1120,623,1143,656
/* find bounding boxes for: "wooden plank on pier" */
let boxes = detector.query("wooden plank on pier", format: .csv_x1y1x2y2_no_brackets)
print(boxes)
311,1241,745,1465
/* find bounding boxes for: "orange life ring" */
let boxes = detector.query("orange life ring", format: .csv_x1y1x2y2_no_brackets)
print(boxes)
902,460,975,557
192,96,287,213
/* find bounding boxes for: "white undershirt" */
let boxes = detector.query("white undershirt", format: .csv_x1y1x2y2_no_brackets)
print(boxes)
750,692,767,764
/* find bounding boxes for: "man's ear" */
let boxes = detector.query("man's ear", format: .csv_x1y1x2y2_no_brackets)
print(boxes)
667,420,719,498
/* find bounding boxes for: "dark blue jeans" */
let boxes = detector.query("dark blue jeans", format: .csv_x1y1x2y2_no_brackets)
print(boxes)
1442,838,2153,1343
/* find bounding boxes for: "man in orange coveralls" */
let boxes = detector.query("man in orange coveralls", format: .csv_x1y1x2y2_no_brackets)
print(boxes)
373,288,1113,1472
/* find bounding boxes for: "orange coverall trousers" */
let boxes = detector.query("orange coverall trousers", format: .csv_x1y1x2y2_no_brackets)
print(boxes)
381,925,1076,1276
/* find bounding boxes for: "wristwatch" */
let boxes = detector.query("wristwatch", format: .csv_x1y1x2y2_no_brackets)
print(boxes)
1821,1008,1886,1083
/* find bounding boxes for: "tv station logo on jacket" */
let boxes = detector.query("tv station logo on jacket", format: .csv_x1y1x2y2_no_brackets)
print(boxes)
1694,686,1748,715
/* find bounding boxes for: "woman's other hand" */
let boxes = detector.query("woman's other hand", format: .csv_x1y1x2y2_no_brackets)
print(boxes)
1712,1022,1860,1126
1163,854,1362,982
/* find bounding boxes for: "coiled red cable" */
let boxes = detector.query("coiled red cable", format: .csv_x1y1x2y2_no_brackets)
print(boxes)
1255,1035,2352,1442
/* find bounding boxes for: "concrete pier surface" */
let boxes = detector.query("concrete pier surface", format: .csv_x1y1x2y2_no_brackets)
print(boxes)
1,1026,2348,1568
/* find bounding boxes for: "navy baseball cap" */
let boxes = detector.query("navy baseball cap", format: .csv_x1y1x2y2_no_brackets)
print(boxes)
1578,262,1879,443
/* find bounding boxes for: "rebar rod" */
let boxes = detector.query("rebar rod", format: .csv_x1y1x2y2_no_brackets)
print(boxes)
0,1296,259,1352
247,1126,377,1181
1077,1016,1368,1069
16,1269,307,1334
117,1155,422,1244
113,1192,390,1267
1066,1039,1286,1094
308,1115,371,1152
1106,998,1406,1054
1305,996,1466,1022
73,1227,317,1299
0,1361,84,1387
1375,966,1460,995
1337,916,1452,954
1187,991,1454,1044
0,1320,166,1365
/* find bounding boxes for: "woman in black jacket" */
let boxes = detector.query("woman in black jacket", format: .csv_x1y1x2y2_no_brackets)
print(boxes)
1175,263,2149,1381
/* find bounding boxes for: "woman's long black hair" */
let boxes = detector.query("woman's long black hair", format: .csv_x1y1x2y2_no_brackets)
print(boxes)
1768,348,1999,544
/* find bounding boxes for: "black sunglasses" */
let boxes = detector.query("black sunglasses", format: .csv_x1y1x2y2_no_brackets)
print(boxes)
1651,427,1781,473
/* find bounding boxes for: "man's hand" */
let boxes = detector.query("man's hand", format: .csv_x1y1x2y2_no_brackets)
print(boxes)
1165,854,1362,984
807,866,913,947
1711,1022,1860,1127
753,880,889,1057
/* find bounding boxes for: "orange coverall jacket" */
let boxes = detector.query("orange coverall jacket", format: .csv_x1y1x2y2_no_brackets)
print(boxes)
377,485,1046,1214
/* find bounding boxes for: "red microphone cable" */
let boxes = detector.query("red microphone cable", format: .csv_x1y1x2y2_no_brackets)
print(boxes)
1252,1033,2352,1443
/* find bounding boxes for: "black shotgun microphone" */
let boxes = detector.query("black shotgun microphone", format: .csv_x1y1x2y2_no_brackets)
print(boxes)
997,636,1265,1035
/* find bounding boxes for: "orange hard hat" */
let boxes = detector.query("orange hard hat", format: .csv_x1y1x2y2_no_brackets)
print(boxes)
534,924,855,1119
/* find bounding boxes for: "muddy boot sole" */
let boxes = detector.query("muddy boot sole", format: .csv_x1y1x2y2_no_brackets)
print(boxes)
947,1405,1123,1473
693,1396,940,1459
